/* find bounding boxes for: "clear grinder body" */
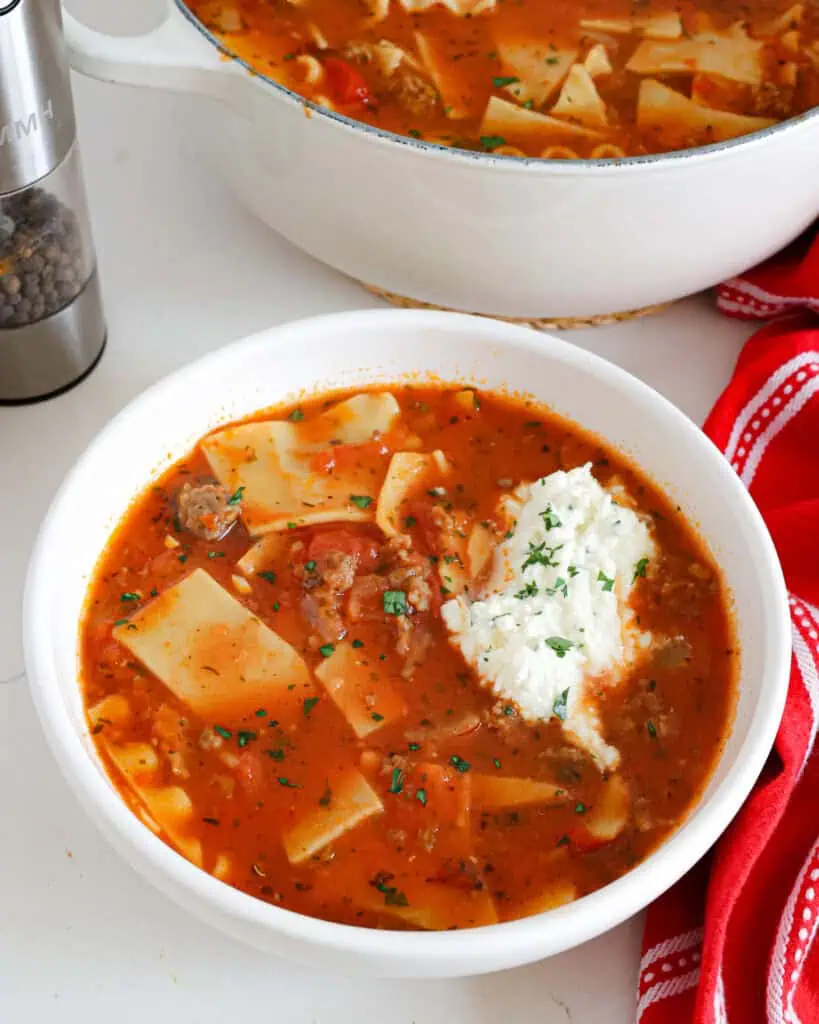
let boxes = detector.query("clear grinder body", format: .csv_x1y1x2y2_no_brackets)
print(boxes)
0,0,106,403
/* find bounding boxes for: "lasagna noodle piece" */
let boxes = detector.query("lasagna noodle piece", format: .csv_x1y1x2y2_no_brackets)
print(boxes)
113,568,312,720
479,97,604,149
415,32,479,118
201,392,400,535
521,880,578,916
471,775,565,809
579,13,683,39
315,642,407,738
376,451,445,537
626,30,765,85
550,64,609,128
494,41,577,107
105,740,203,866
637,79,777,141
235,531,289,576
756,4,803,37
282,769,384,864
584,44,613,78
400,0,495,13
370,882,498,929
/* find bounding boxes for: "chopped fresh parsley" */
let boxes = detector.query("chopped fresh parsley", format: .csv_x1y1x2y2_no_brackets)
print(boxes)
114,618,129,627
404,516,417,529
371,712,384,722
522,99,534,109
408,742,421,751
408,128,422,138
383,590,408,616
449,754,471,773
207,551,224,559
540,504,562,530
120,592,139,602
305,560,316,572
349,494,373,510
255,708,268,718
178,554,188,563
556,834,570,846
318,643,335,658
416,788,428,806
278,777,301,788
213,725,232,740
522,541,563,571
257,570,276,583
552,688,570,721
633,558,649,582
515,580,539,600
597,570,615,592
647,720,658,739
545,55,560,65
567,565,580,578
493,757,502,769
389,767,405,794
237,730,256,748
288,408,304,422
545,636,575,658
287,522,297,530
272,601,280,612
351,639,364,649
479,134,506,151
574,801,587,814
227,486,245,505
373,876,409,906
318,783,332,808
266,747,285,761
546,577,569,598
492,75,520,87
503,704,515,717
303,696,320,716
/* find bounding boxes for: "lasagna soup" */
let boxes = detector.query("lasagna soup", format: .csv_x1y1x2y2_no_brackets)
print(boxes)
81,385,736,930
184,0,818,158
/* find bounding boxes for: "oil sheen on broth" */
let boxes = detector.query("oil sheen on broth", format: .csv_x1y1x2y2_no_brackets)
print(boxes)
184,0,818,158
81,385,736,931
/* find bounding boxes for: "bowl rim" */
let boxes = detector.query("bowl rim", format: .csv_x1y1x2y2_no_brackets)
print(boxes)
23,308,791,969
173,0,819,174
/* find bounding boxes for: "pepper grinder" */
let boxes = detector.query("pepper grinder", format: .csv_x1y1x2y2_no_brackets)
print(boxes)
0,0,106,403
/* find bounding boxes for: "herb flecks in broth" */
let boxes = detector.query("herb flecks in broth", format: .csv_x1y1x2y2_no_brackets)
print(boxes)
81,385,736,931
185,0,818,157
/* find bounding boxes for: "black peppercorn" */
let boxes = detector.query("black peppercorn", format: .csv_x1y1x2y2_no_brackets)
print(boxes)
0,186,91,329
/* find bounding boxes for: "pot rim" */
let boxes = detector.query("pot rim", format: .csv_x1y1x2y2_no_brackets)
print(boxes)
175,0,819,173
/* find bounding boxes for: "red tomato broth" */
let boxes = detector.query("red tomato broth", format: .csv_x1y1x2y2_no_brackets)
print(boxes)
81,385,736,930
184,0,819,158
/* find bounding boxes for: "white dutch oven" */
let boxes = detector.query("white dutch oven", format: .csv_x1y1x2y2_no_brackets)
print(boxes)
25,310,790,976
63,1,819,319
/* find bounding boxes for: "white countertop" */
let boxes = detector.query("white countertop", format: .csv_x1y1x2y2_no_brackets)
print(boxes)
0,2,757,1020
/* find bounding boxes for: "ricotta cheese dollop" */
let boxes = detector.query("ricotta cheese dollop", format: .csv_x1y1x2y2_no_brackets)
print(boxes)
441,463,655,770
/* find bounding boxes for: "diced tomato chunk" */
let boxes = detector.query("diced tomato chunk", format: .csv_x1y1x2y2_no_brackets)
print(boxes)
323,57,372,110
235,749,268,800
307,529,381,571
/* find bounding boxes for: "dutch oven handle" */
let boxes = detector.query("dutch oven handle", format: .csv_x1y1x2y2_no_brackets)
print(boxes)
61,0,246,103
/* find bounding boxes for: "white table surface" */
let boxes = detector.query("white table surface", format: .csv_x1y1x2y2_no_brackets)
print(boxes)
0,2,758,1020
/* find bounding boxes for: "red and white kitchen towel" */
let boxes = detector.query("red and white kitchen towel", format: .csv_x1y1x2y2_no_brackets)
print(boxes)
637,224,819,1024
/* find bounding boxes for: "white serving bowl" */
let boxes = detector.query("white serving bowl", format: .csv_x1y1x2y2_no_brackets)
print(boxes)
60,0,819,320
24,309,790,977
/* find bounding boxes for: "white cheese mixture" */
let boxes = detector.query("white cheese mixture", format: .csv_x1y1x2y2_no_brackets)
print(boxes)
441,463,655,769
